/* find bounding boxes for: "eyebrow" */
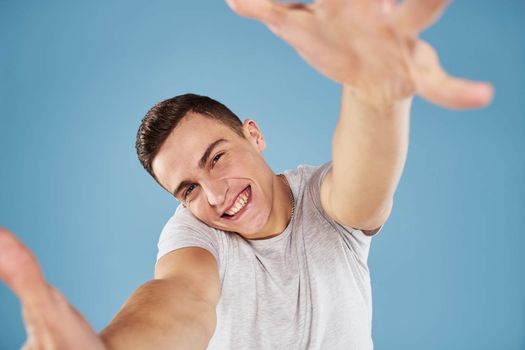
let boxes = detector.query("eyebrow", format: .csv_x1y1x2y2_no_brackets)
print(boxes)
172,138,227,197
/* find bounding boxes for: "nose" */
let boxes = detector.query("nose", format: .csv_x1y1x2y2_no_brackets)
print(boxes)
202,180,228,208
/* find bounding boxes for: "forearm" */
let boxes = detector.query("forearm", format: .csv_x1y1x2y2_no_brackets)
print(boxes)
100,279,216,350
329,85,412,229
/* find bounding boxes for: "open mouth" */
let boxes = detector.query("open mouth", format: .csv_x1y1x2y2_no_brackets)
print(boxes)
221,186,252,220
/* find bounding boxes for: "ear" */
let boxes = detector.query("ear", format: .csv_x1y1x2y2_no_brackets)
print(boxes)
242,119,266,152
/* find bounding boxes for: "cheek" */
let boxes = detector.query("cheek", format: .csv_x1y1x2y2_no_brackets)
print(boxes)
235,154,271,182
189,197,213,220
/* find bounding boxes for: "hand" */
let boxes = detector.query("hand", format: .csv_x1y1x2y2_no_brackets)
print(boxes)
225,0,493,109
0,228,106,350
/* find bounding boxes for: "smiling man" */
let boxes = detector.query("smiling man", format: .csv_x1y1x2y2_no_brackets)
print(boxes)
0,0,493,349
132,93,387,349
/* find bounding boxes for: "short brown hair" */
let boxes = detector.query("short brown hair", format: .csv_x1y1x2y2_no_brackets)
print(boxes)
135,93,244,181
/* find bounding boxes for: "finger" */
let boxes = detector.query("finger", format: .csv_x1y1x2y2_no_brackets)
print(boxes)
0,228,52,305
225,0,314,50
22,305,37,339
419,74,494,109
380,0,396,14
225,0,292,27
21,309,40,350
22,303,56,350
20,339,35,350
394,0,450,34
21,306,44,350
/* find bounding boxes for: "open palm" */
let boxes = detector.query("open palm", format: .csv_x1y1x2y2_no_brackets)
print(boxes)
226,0,493,109
0,228,105,350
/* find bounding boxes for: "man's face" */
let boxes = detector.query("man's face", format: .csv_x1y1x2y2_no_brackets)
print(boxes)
152,113,277,238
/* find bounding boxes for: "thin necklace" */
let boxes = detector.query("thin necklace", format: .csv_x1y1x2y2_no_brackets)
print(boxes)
278,174,295,221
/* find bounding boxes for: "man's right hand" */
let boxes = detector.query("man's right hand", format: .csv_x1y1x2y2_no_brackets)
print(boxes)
0,228,106,350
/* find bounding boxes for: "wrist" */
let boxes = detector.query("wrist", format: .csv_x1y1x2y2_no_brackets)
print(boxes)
343,85,413,117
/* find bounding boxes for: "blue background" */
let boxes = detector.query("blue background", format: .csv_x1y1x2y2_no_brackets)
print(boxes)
1,1,524,349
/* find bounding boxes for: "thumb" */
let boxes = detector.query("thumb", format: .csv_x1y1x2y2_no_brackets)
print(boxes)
0,227,53,306
411,40,494,109
419,75,494,110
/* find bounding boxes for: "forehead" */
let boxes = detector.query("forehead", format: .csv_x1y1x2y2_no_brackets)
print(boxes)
151,113,241,189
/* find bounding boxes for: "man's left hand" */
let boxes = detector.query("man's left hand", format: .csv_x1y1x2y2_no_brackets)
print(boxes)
225,0,493,109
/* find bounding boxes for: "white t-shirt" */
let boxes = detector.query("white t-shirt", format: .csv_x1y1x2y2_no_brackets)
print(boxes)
157,162,382,349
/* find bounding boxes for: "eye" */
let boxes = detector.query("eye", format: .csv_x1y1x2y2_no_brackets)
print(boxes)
212,152,224,167
184,184,197,199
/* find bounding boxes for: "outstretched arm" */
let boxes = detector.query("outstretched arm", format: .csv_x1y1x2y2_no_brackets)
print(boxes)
323,88,411,233
0,228,105,349
225,0,493,232
0,228,219,349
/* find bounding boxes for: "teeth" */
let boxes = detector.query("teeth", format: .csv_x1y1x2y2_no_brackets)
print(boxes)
225,189,250,216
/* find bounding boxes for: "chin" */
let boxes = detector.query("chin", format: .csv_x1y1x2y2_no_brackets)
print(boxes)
236,209,271,236
219,208,270,236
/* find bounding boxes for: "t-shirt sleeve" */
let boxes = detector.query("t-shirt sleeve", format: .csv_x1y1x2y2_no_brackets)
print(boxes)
156,205,222,269
306,161,383,263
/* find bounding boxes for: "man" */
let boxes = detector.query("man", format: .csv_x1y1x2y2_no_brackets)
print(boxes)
0,0,492,349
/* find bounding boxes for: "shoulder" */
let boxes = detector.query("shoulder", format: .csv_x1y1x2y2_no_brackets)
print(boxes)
283,162,331,195
284,162,329,178
160,204,215,238
157,203,223,266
